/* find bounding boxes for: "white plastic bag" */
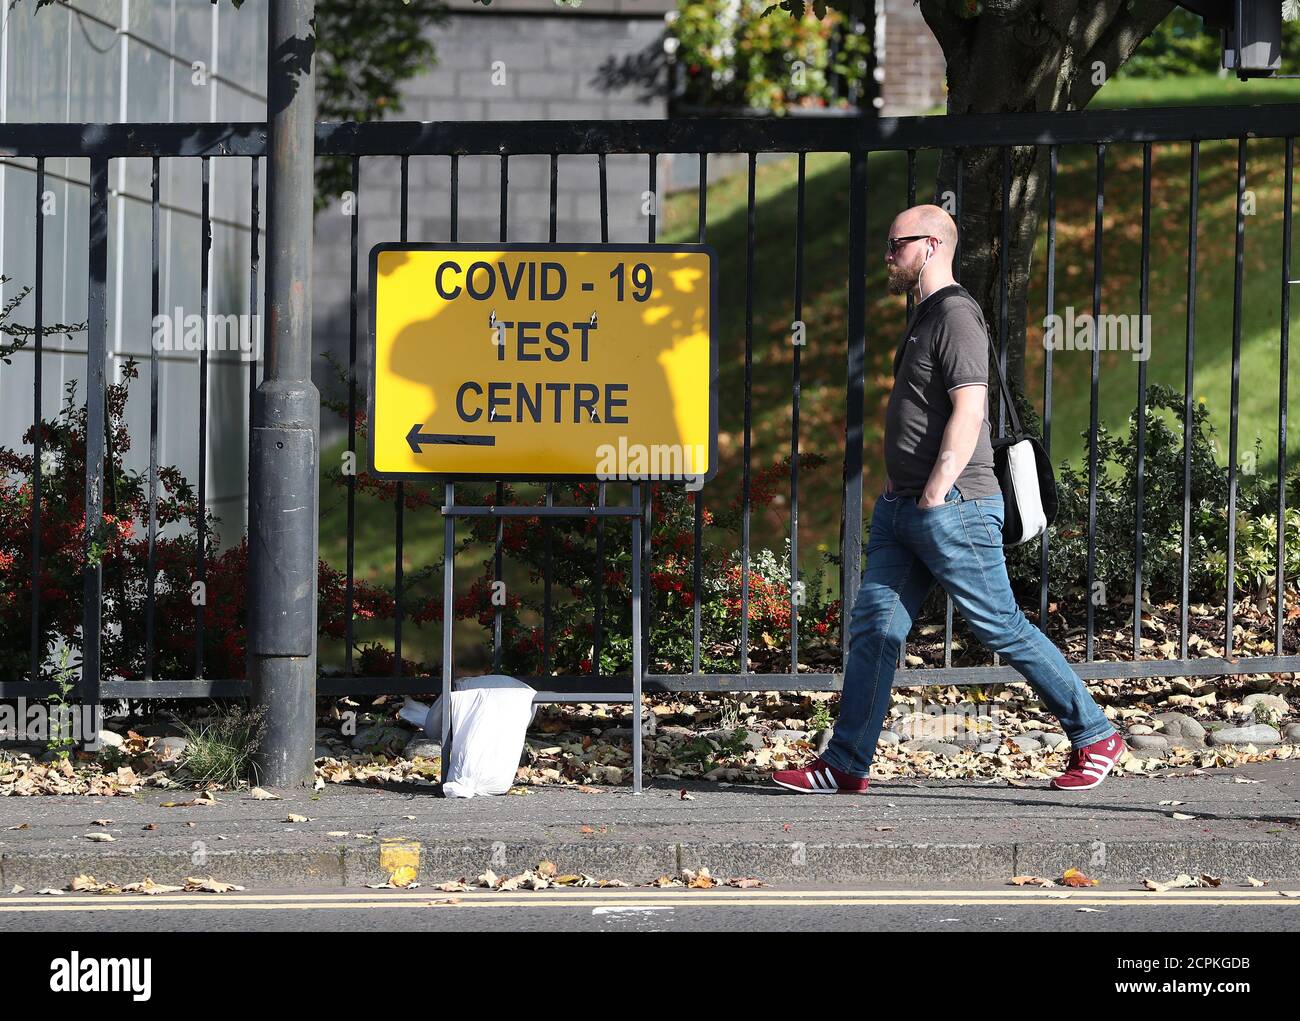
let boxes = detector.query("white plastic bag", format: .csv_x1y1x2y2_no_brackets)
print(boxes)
417,675,537,798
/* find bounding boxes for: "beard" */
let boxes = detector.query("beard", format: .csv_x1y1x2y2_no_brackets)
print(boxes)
887,262,918,295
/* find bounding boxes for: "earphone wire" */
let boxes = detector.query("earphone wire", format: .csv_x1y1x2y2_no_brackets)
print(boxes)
916,239,935,301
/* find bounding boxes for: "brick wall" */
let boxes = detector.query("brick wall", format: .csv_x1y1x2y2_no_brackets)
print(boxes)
879,0,947,116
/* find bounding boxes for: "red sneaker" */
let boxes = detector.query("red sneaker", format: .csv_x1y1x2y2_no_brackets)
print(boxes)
1050,733,1126,791
771,756,871,794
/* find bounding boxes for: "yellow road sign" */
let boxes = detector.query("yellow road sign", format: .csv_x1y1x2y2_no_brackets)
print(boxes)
368,243,717,481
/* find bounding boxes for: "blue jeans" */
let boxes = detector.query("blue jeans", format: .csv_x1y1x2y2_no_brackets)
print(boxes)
821,484,1117,778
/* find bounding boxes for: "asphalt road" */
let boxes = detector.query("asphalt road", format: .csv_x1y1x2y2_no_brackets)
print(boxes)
3,883,1298,932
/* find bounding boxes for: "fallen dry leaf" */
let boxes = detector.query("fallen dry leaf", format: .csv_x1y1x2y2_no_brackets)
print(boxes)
69,874,119,893
1061,868,1098,888
683,867,716,889
182,876,244,893
121,878,183,895
435,880,471,893
1142,873,1201,893
249,787,281,800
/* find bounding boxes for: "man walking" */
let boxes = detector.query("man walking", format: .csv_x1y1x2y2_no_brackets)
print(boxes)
772,204,1124,795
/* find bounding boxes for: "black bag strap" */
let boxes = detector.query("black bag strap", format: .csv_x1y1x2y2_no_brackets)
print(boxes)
984,322,1024,437
917,288,1024,438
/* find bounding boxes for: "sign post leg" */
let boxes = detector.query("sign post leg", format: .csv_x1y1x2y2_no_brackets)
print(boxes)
631,485,644,795
440,483,455,791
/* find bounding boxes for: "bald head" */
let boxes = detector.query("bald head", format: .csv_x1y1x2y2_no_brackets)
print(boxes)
886,204,958,297
891,204,957,247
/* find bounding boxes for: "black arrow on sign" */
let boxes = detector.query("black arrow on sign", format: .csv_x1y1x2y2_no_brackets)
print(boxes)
406,423,496,453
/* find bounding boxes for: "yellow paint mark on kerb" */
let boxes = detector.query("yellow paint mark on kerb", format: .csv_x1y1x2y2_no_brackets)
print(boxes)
378,838,421,876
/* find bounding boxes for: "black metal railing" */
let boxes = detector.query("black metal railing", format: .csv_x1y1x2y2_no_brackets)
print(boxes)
1,102,1296,706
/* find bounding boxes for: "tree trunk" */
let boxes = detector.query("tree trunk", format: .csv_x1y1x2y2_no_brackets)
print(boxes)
920,0,1175,430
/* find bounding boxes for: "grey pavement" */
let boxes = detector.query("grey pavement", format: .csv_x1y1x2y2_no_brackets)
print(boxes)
2,760,1299,891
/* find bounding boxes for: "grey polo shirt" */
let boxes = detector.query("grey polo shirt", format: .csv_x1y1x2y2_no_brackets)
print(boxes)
883,283,1001,499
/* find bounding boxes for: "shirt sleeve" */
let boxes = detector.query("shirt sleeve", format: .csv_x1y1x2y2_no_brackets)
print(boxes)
934,302,990,392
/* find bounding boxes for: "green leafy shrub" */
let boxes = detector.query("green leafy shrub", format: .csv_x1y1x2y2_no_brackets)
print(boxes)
450,467,841,677
1119,6,1300,80
668,0,871,113
1006,383,1300,608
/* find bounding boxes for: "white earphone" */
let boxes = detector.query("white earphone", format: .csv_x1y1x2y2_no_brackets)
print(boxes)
916,239,936,301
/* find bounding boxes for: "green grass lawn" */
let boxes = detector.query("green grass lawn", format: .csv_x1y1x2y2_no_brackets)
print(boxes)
653,72,1300,566
319,72,1300,671
1091,71,1300,108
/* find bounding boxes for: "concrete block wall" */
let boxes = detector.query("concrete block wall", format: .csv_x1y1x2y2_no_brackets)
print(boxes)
311,3,674,442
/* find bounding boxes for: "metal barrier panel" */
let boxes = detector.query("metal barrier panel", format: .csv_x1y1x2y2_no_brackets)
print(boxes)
0,105,1296,705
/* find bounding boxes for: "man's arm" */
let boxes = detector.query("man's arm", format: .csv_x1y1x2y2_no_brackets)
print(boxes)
918,383,986,507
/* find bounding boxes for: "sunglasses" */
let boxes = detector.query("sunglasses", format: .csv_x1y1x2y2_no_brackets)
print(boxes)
886,234,934,254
